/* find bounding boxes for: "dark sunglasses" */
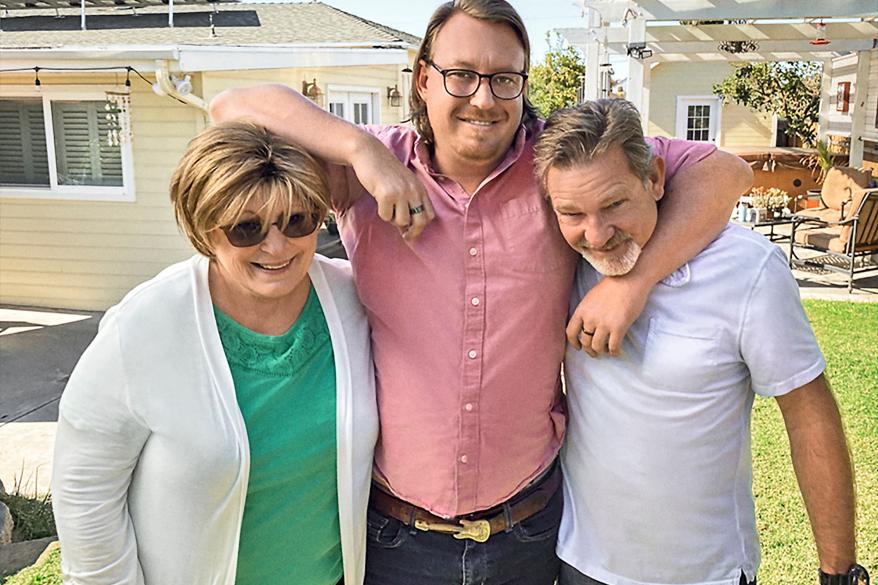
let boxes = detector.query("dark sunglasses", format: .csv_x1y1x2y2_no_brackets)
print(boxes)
221,212,323,248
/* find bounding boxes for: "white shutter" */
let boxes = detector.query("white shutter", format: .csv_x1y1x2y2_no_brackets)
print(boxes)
51,101,123,187
0,99,51,186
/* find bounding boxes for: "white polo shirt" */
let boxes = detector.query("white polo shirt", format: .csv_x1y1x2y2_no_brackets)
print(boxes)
558,225,825,585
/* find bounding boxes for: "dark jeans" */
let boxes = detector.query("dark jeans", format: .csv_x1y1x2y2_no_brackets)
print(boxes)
560,562,756,585
364,477,563,585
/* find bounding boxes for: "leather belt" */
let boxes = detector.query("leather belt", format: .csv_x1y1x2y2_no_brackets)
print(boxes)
369,464,561,543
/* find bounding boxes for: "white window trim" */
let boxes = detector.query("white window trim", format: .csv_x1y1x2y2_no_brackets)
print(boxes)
0,85,136,202
675,95,722,144
326,84,381,125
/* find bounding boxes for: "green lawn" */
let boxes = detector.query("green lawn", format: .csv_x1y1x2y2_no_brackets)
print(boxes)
753,300,877,583
3,300,876,584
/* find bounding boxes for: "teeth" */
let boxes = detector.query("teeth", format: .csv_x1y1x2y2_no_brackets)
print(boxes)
257,260,291,270
466,120,492,126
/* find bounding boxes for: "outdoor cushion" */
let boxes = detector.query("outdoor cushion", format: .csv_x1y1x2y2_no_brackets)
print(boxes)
819,167,871,210
794,227,847,253
795,206,842,223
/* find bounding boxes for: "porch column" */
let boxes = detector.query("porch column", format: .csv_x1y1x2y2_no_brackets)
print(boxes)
817,59,833,142
626,15,651,132
584,8,601,101
848,50,872,167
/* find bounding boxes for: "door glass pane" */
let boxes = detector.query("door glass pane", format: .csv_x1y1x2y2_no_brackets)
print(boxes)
51,101,123,187
329,102,345,118
686,104,712,142
353,102,370,124
0,99,50,186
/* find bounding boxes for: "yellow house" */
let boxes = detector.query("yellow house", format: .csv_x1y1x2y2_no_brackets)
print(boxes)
0,1,420,310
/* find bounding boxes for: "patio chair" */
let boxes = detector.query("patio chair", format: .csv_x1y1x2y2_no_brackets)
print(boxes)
796,166,872,222
789,189,878,292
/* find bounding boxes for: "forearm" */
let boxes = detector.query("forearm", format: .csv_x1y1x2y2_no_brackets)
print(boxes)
209,84,378,167
776,376,856,571
624,149,752,287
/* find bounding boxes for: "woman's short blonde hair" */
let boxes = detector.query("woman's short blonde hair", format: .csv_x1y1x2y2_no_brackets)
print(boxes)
170,121,329,257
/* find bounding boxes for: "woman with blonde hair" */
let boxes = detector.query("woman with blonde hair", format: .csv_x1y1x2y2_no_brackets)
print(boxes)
52,121,377,585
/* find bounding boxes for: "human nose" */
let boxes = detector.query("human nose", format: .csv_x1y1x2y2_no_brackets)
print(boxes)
582,217,614,249
468,76,496,108
260,224,288,252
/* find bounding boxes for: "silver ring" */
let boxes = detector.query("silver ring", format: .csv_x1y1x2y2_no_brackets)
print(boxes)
581,329,595,336
410,204,425,215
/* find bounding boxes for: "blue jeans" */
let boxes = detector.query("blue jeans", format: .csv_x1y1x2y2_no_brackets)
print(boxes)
363,478,563,585
559,562,756,585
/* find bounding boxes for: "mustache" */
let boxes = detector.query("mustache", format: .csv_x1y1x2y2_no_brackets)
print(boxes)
576,231,633,251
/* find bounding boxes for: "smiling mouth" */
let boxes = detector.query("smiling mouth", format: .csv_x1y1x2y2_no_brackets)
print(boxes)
253,259,292,271
461,118,496,127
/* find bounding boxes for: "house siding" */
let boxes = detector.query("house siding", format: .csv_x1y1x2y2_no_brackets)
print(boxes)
0,72,201,310
1,61,415,310
646,62,773,148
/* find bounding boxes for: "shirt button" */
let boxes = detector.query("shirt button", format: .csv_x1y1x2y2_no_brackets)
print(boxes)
464,403,474,412
468,350,477,359
460,454,468,464
469,247,478,256
471,297,480,306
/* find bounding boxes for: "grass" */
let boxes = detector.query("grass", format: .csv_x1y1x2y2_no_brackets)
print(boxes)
753,300,877,583
1,300,875,584
1,547,61,585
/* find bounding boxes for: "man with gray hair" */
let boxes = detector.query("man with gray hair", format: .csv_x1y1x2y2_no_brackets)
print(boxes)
534,99,861,585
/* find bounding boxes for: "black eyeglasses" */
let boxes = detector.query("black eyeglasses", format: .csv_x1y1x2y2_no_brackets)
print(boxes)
424,59,527,100
221,212,323,248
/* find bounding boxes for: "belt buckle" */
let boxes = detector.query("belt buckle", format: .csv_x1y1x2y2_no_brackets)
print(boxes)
413,518,491,542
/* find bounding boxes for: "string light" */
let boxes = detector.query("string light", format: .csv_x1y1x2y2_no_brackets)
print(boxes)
34,66,41,88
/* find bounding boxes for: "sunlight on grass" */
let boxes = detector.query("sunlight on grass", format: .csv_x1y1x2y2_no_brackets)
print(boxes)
753,300,877,583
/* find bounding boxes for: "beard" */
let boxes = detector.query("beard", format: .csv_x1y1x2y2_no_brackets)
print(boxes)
577,231,643,276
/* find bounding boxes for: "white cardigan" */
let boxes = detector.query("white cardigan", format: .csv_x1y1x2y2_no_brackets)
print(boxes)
52,254,378,585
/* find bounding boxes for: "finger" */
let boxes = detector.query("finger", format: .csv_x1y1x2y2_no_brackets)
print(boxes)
590,327,611,357
376,198,395,222
393,201,412,229
566,315,583,350
606,330,623,357
581,334,598,358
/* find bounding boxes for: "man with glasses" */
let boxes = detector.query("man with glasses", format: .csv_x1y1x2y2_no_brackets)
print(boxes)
210,1,752,583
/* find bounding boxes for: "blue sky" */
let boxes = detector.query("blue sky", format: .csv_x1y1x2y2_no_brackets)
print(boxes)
318,0,586,62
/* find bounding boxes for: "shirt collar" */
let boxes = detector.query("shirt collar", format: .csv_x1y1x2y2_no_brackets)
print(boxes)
660,263,691,288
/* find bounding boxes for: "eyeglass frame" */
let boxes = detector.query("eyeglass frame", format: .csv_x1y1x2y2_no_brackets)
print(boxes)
423,58,528,100
220,212,325,248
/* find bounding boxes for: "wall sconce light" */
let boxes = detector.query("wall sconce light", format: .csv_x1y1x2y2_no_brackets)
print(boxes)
387,84,402,107
302,78,321,101
625,42,653,60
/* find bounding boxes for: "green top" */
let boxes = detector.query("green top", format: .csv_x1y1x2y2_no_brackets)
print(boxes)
214,286,341,585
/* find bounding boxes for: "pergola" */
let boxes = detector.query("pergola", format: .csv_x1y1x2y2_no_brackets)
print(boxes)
559,0,878,164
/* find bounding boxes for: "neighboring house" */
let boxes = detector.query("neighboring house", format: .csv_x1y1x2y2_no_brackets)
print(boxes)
823,50,878,174
0,1,420,310
559,1,877,152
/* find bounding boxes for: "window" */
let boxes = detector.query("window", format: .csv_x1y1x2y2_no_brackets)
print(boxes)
0,89,134,201
327,87,380,125
675,97,720,144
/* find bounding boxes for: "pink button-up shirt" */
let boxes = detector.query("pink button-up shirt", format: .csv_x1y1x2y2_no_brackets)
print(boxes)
337,122,714,517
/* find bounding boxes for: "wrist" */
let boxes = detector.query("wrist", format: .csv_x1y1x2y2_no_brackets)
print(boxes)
819,564,870,585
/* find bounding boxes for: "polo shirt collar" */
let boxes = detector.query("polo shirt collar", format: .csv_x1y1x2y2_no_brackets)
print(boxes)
660,263,691,288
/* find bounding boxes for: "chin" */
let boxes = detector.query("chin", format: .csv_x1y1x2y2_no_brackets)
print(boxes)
581,241,642,276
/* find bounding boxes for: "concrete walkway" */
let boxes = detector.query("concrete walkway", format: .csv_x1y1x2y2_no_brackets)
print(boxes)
1,232,875,495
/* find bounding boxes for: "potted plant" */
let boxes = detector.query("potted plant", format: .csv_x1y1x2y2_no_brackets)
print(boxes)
749,186,790,220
